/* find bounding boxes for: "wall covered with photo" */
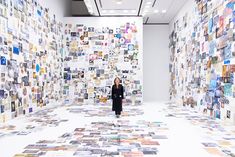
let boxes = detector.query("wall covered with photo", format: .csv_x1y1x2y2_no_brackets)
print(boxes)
0,3,143,122
0,0,65,122
169,0,235,122
63,17,143,105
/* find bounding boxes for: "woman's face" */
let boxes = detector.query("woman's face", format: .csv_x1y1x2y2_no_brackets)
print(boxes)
115,78,120,85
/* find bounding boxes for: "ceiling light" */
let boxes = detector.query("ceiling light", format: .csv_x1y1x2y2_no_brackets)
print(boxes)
86,5,92,10
131,10,136,13
102,10,107,13
143,11,148,16
162,10,167,13
109,10,115,13
116,0,122,4
123,10,128,13
88,8,93,14
88,8,93,13
143,9,149,13
145,5,150,8
154,9,159,13
146,2,152,5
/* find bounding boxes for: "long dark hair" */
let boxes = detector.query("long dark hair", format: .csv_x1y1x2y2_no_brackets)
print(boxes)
114,77,121,87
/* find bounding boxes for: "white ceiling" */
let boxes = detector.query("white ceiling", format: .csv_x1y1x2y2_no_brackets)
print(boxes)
83,0,189,24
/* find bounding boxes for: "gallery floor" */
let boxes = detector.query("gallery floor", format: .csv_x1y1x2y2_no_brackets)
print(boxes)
0,102,235,157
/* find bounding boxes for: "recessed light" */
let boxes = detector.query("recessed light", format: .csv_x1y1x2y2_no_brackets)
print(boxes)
102,10,107,13
162,10,167,13
86,4,92,11
109,10,115,13
88,8,93,13
88,8,93,14
116,0,122,4
123,10,128,13
143,11,148,15
131,10,136,13
143,9,149,13
145,5,150,8
154,10,159,13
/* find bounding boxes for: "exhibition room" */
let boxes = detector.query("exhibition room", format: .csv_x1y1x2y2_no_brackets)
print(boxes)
0,0,235,156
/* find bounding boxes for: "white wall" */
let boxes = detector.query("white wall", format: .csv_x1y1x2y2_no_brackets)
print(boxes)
40,0,71,20
169,0,194,30
143,25,170,102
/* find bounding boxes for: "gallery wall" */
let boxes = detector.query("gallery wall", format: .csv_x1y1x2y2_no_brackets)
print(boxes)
143,25,170,102
169,0,194,31
63,17,143,105
169,0,235,122
0,0,171,123
0,1,143,122
0,0,66,122
41,0,72,19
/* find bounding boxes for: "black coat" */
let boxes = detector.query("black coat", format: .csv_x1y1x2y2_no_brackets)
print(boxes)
111,84,124,112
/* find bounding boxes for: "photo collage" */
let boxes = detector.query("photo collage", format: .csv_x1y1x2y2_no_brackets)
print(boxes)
0,0,64,122
63,18,143,105
169,0,235,119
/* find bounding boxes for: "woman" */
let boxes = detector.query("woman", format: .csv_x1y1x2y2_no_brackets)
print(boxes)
112,77,124,118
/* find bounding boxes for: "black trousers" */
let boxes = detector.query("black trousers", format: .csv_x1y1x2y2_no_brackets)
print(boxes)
115,111,121,115
112,98,122,116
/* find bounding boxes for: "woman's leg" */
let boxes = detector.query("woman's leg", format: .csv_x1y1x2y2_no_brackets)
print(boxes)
117,111,121,118
117,111,121,115
115,111,119,118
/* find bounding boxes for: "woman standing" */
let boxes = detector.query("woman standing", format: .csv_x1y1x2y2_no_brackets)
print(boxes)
112,77,124,118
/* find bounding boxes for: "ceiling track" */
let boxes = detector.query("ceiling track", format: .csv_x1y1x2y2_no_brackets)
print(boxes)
98,0,103,8
137,0,143,16
94,0,101,16
152,0,157,7
145,17,149,24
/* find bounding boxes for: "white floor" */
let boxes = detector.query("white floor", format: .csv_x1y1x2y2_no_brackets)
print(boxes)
0,102,234,157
